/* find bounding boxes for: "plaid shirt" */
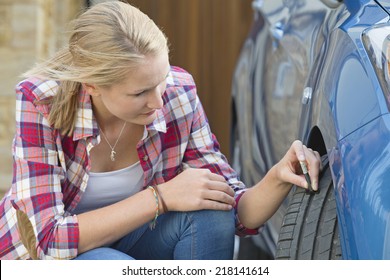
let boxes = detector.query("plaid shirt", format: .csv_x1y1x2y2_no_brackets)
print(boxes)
0,66,258,260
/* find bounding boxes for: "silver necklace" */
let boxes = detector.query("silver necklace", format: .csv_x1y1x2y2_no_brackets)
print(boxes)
99,122,127,161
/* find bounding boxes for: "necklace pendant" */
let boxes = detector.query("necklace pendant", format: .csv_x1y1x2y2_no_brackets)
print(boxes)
110,150,116,161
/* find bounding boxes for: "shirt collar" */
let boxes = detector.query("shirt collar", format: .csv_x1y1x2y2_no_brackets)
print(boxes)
146,109,167,133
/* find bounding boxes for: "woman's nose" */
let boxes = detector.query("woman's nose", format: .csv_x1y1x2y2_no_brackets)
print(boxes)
148,87,164,109
147,84,165,109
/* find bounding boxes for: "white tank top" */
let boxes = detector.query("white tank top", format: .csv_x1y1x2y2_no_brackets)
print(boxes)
73,161,144,215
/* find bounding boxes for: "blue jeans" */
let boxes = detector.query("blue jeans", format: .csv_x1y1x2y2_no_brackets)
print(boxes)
75,209,235,260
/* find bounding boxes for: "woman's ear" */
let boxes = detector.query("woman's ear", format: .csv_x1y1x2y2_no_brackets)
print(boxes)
83,83,100,96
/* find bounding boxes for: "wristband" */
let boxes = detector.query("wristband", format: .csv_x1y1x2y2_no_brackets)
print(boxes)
148,186,159,229
155,185,168,213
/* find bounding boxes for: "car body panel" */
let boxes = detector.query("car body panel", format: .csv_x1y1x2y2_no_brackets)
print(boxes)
314,1,390,259
331,113,390,259
232,0,390,259
376,0,390,14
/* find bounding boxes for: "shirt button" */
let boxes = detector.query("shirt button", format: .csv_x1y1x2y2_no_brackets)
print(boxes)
142,155,149,161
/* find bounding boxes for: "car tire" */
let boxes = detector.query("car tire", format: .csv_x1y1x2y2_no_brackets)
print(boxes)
275,156,342,259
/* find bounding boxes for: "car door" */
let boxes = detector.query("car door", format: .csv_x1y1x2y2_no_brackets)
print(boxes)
261,0,329,161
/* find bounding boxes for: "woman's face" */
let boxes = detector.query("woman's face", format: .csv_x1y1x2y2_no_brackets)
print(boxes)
90,52,170,126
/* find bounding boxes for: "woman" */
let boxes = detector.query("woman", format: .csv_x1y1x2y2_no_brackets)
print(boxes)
0,1,321,260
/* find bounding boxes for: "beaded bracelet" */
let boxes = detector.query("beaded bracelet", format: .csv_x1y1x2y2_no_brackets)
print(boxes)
155,185,168,213
148,186,159,229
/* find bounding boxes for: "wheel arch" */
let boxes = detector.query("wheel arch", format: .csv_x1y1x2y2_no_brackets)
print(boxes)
306,126,327,157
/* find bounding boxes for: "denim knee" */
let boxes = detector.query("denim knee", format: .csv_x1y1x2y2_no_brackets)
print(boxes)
189,209,235,241
74,247,135,260
183,209,235,259
120,209,236,260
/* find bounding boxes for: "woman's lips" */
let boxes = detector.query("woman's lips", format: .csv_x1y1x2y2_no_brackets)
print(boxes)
143,110,156,116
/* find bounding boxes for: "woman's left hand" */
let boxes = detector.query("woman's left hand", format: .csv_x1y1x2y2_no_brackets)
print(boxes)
274,140,322,192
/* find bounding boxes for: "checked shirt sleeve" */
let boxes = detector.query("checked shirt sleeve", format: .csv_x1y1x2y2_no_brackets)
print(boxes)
10,82,79,259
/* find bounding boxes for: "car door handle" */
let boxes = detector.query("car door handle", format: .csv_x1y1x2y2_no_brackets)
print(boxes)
270,21,285,41
302,87,312,104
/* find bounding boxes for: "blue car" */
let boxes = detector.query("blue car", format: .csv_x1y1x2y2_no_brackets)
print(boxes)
231,0,390,259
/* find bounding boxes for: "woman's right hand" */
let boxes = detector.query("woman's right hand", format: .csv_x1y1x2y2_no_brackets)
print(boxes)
156,168,236,212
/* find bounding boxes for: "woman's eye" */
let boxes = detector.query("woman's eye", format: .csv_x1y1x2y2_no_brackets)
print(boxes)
134,90,146,97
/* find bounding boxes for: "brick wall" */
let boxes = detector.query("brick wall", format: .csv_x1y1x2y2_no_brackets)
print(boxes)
0,0,84,192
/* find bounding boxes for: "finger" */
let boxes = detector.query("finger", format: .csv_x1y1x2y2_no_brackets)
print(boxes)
206,180,235,197
203,189,236,206
200,199,233,211
194,168,227,183
281,169,309,189
302,146,321,191
204,171,235,196
207,171,228,183
291,140,306,161
313,150,322,170
290,141,321,191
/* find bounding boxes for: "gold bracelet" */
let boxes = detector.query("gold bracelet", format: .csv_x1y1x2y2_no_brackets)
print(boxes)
148,186,159,229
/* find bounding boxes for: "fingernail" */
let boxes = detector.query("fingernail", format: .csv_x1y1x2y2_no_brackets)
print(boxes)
313,181,318,192
298,154,305,161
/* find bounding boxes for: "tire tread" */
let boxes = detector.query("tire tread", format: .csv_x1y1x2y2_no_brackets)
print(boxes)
275,157,342,260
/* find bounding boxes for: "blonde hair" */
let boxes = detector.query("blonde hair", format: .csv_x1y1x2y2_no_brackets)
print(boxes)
23,1,169,136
